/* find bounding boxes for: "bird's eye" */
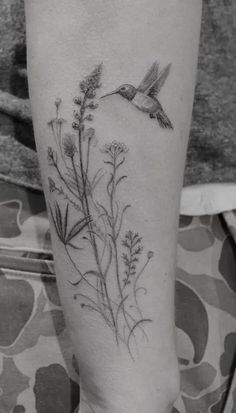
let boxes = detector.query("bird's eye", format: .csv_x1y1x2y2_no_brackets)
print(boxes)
121,87,126,91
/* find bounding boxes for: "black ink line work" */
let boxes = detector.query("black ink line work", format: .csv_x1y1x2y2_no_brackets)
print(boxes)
47,64,156,359
101,61,173,129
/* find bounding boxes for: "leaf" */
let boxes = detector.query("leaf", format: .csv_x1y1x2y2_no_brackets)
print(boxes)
104,243,113,278
83,270,101,279
66,177,78,192
115,295,129,325
116,157,125,169
106,173,114,195
66,173,82,193
91,173,104,191
132,239,142,249
115,175,127,187
97,203,112,222
127,319,152,349
116,204,131,237
91,168,103,186
49,205,61,240
66,216,91,242
67,221,91,242
66,243,83,250
104,161,113,166
114,201,119,226
55,202,63,235
63,203,69,239
88,229,104,242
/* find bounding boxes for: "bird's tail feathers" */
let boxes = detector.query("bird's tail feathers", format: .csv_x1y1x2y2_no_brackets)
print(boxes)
156,110,173,129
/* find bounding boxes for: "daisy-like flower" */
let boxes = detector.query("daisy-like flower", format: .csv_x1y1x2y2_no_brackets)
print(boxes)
102,141,128,158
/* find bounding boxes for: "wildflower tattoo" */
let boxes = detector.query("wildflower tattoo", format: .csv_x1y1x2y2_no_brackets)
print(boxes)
47,64,155,359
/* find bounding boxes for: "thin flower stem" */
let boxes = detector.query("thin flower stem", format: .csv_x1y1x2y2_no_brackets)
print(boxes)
134,258,150,295
54,105,66,168
78,92,117,338
84,137,92,195
49,123,57,145
65,245,111,328
66,243,145,346
133,257,151,318
54,185,83,213
71,155,83,201
110,155,131,335
54,162,80,201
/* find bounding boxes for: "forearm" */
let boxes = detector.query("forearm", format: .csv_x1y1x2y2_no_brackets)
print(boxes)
25,1,202,412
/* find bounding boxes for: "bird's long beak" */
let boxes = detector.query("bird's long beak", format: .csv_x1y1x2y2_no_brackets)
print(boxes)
100,89,118,99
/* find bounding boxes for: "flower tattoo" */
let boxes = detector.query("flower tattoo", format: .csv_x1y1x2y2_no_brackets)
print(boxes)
47,64,154,359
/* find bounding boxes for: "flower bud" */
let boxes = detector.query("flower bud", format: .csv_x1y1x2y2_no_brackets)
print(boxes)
73,97,82,105
85,114,94,121
147,251,154,260
72,122,79,130
86,89,96,99
55,98,62,108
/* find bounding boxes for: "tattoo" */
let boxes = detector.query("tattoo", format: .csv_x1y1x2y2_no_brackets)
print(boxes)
46,64,164,359
101,61,173,129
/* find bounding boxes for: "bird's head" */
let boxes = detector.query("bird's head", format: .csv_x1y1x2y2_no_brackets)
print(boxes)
100,84,136,101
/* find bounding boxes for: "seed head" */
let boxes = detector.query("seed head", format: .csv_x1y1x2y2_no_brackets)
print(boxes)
48,177,56,193
147,251,154,260
79,64,102,95
63,135,77,158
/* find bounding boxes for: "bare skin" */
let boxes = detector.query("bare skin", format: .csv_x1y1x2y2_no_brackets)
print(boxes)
25,1,202,412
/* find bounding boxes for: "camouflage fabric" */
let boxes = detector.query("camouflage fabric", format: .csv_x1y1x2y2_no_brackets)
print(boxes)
0,181,236,413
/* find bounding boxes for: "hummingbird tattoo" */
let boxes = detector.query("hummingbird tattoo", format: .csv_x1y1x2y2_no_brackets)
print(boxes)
101,61,173,129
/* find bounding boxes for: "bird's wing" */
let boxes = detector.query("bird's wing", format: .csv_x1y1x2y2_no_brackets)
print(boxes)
137,62,159,93
148,64,171,98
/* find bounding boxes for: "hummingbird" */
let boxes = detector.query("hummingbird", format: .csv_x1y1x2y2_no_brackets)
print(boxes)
101,62,173,129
